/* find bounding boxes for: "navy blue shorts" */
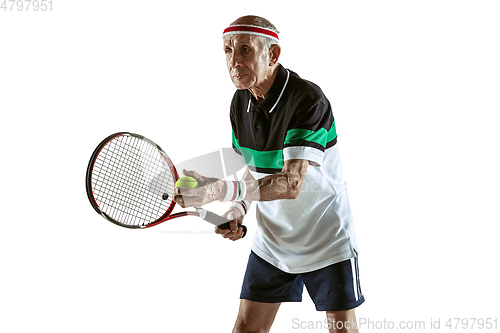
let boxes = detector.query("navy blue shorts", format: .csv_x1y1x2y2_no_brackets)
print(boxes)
240,251,365,311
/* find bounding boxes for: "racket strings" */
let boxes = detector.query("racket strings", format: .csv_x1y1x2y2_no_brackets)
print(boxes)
91,135,175,226
111,136,172,223
94,138,151,223
94,137,171,225
100,139,157,222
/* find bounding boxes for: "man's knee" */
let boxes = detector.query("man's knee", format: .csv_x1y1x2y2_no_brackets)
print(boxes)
326,309,359,333
233,319,269,333
232,300,279,333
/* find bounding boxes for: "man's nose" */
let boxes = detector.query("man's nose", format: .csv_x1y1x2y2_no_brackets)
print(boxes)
229,52,241,68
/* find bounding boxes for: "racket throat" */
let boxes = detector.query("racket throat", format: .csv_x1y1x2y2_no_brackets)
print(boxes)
195,208,209,222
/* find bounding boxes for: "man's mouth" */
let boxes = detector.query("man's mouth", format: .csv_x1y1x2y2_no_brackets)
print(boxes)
233,73,246,80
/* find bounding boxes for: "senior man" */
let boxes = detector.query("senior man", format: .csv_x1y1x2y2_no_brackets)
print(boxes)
175,15,364,333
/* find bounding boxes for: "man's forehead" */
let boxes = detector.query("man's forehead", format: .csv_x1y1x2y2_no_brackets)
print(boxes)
223,34,256,46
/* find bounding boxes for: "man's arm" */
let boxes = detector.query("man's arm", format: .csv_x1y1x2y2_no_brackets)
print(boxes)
216,160,308,241
174,159,309,208
214,166,255,241
245,159,309,201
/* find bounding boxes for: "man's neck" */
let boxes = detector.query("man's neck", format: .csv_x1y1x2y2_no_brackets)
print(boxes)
248,65,279,104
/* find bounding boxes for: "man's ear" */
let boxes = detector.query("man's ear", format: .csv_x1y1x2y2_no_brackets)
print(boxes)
269,44,281,65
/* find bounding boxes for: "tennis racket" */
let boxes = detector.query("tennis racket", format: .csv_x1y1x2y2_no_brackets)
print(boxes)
85,132,247,236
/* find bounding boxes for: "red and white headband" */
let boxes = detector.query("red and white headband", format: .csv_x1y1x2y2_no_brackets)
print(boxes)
222,24,279,44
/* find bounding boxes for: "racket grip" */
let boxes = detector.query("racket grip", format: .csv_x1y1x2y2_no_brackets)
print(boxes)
217,222,247,238
197,208,247,238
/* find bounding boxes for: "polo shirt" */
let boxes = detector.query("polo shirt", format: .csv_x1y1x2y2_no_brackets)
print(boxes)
230,64,359,274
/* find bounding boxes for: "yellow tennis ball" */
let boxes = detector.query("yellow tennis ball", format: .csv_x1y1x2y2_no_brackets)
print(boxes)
175,176,199,188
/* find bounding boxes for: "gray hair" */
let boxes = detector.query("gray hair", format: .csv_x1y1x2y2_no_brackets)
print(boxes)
230,15,280,51
257,35,278,51
253,16,279,51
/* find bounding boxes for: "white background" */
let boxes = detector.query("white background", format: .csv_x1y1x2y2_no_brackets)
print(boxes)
1,1,499,332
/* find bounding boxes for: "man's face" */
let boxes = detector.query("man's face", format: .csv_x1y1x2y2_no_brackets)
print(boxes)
223,34,271,90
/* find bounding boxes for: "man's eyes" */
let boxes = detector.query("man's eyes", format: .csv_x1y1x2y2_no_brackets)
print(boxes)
224,46,251,53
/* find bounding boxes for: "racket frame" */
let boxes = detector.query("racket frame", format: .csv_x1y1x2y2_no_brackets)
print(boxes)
86,132,247,237
85,132,177,229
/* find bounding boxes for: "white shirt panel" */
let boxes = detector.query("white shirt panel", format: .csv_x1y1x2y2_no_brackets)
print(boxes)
250,145,359,273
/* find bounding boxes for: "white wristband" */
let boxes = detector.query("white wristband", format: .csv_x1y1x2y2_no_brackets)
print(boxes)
237,180,247,201
221,180,247,202
221,180,234,202
231,200,251,216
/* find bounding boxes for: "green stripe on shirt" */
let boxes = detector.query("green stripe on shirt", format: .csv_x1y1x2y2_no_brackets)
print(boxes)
233,131,284,169
284,122,337,147
232,121,336,170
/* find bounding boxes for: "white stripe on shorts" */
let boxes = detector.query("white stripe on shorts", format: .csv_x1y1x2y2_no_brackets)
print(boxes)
351,257,359,301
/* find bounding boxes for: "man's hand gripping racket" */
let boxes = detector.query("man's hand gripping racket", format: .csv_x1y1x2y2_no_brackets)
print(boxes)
85,132,247,237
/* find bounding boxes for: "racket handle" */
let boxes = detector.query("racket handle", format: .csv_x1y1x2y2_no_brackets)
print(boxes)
196,208,247,238
217,221,247,238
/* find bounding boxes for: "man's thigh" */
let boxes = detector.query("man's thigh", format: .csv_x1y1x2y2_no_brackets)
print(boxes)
240,251,303,303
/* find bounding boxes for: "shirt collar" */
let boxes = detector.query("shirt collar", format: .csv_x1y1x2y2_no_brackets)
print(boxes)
247,64,290,113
